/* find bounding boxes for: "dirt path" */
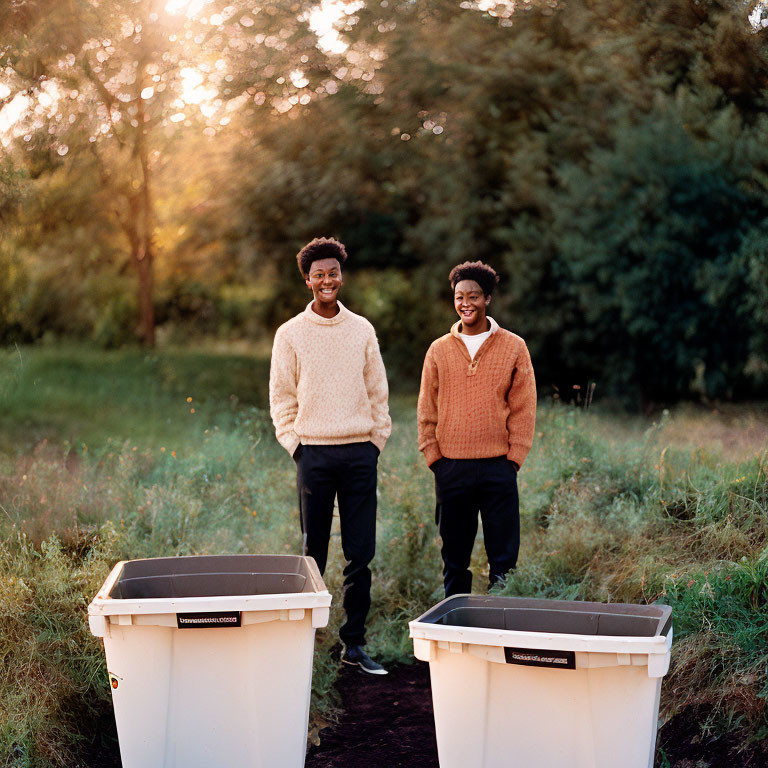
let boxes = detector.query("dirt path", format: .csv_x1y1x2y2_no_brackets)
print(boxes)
657,709,768,768
306,662,438,768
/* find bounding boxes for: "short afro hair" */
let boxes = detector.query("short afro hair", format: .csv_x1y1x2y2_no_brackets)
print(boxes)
296,237,348,276
448,261,500,297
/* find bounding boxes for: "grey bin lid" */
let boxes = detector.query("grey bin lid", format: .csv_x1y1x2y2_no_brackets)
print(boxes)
108,555,315,600
417,596,672,639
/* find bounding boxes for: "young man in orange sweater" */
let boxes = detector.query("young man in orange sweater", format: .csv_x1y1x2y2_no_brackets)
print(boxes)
417,261,537,597
269,237,391,674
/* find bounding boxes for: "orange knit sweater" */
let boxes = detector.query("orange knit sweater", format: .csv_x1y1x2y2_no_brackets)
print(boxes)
417,320,537,468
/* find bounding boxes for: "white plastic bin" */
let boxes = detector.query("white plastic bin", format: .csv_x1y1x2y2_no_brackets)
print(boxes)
88,554,332,768
410,595,672,768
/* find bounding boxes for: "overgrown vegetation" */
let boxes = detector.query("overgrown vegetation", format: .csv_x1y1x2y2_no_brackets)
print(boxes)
1,347,767,766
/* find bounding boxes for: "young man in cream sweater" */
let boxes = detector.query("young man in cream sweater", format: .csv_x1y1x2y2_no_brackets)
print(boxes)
269,237,391,675
417,261,537,597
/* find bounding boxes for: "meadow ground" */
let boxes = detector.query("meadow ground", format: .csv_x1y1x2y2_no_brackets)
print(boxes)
1,345,767,767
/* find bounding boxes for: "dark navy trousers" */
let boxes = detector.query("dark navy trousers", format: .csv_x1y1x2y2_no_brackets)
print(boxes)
432,456,520,597
294,441,379,647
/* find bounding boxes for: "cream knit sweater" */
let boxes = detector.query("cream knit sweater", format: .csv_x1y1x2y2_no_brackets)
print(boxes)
269,301,392,456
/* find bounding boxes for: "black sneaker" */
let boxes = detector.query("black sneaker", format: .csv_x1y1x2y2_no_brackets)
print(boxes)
341,645,388,675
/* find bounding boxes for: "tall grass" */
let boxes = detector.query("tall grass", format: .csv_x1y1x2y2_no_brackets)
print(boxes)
1,347,767,765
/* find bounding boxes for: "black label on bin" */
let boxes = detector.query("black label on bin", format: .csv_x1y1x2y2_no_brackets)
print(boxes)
177,611,241,629
504,647,575,669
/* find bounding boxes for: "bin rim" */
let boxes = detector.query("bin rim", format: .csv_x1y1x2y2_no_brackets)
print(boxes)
409,620,672,655
88,555,332,617
409,594,673,656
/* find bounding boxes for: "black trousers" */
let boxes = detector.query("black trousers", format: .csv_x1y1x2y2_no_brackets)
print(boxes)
295,441,379,647
433,456,520,597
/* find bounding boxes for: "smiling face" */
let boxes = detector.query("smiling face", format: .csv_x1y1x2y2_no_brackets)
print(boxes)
306,257,343,316
454,279,490,335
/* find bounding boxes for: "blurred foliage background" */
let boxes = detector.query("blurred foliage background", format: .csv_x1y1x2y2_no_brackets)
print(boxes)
2,0,768,404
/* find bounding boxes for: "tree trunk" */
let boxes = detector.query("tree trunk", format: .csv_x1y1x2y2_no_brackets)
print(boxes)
134,81,155,347
118,182,155,348
135,239,155,347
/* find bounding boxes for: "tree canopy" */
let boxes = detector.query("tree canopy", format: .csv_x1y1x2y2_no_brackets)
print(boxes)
2,0,767,402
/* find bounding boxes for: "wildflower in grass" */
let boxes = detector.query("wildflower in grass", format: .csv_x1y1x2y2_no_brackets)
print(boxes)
171,450,177,458
186,396,193,403
190,408,195,414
